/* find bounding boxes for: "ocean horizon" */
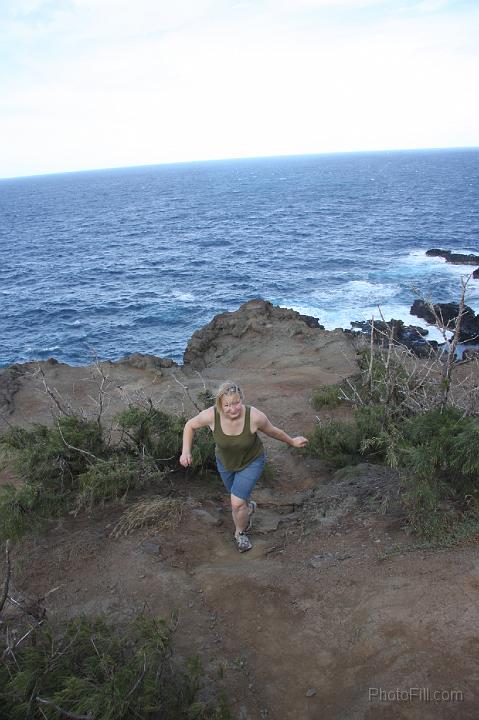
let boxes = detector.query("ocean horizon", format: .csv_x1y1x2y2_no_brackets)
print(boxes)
1,147,478,367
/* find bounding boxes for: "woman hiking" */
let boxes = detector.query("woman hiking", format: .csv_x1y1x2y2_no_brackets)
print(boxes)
180,381,308,552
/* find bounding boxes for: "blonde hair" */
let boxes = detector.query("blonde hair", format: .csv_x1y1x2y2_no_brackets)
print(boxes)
215,381,244,411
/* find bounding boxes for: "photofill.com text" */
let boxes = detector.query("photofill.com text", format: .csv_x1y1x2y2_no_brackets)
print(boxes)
368,687,463,703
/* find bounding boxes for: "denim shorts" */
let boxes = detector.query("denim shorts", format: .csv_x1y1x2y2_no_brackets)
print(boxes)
215,454,266,501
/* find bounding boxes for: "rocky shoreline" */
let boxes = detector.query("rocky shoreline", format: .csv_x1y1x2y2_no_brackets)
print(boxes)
3,245,479,394
348,298,479,354
347,248,479,353
426,248,479,278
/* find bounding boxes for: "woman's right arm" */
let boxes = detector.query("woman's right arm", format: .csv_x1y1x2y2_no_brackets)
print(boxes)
180,407,214,467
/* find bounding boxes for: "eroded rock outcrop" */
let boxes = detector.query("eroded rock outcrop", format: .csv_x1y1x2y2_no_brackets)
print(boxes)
0,365,23,416
183,299,358,377
114,353,177,372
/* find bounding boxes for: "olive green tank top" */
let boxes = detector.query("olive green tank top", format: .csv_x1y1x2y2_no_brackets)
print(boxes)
213,405,264,471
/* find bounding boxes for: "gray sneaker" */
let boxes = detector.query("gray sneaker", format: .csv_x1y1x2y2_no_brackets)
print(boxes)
245,500,257,534
235,532,252,552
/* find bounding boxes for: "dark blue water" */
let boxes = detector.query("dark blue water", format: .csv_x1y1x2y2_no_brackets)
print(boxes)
1,149,478,367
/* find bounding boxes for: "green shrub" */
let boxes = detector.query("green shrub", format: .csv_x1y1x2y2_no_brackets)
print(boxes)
306,404,388,468
306,419,362,468
0,417,111,539
400,408,479,485
116,406,184,463
398,409,479,540
76,456,165,512
0,483,44,541
197,388,215,409
356,348,424,407
0,417,106,492
0,402,218,541
191,427,216,474
116,406,216,476
0,615,230,720
311,384,342,410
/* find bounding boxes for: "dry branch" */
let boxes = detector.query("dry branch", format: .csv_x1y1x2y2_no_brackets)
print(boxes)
34,365,76,417
55,420,103,464
36,697,93,720
172,373,201,412
2,620,46,659
0,539,11,614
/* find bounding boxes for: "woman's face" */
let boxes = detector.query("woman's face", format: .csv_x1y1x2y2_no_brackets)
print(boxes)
221,393,243,419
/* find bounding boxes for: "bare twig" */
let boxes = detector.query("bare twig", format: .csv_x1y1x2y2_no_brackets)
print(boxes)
0,540,11,615
171,373,201,412
368,316,375,398
56,421,103,464
344,378,364,405
194,370,207,391
440,275,471,410
2,620,46,659
34,365,75,417
36,697,93,720
88,352,112,427
125,654,148,700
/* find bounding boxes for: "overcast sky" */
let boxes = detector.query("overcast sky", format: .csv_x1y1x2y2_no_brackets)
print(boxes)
1,0,478,178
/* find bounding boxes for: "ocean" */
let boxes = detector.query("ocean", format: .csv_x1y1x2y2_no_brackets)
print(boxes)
1,148,478,367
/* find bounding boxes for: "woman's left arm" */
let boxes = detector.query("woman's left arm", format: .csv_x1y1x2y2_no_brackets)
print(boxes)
253,408,308,448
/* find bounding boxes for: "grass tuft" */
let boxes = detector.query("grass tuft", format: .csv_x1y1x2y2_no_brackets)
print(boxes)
111,497,185,537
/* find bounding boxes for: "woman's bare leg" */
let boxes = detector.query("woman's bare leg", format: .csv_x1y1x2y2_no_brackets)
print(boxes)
231,494,249,535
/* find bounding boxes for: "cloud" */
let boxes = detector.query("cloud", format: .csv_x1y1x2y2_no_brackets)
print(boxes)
1,0,478,176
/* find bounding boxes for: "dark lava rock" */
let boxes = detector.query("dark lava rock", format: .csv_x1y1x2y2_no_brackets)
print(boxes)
349,318,433,355
426,248,479,265
298,313,321,328
410,300,479,342
426,248,448,258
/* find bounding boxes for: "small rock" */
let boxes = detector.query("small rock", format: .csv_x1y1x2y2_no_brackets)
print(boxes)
309,552,352,568
306,688,317,697
318,516,338,528
254,508,286,533
140,539,161,555
309,553,334,568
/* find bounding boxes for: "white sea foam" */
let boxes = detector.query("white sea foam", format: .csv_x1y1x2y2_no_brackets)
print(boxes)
171,291,196,302
403,249,478,275
23,345,61,354
399,250,479,305
288,302,448,344
310,280,398,305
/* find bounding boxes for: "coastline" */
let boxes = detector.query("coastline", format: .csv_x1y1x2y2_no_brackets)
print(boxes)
2,290,479,371
2,247,478,370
